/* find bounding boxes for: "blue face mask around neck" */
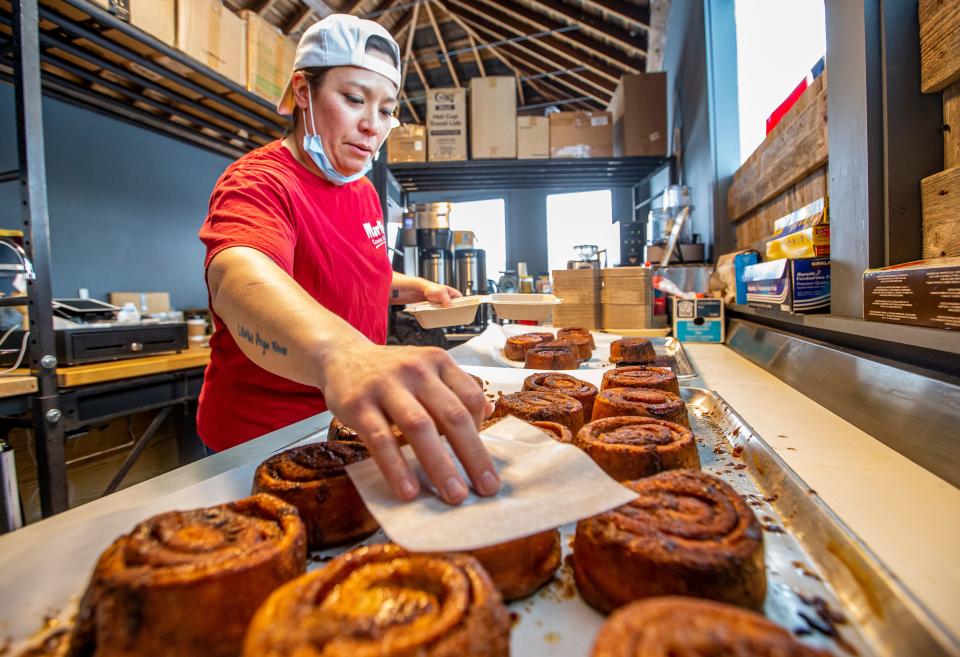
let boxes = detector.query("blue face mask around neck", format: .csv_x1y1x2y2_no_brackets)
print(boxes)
302,92,374,185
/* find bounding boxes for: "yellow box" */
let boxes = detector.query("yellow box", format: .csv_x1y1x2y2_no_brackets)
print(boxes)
243,10,295,104
765,198,830,260
176,0,246,86
130,0,175,46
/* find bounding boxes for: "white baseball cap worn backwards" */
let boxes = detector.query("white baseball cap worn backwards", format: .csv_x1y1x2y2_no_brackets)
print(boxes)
277,14,403,116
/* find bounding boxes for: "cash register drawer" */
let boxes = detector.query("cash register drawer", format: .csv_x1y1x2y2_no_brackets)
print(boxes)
0,323,189,367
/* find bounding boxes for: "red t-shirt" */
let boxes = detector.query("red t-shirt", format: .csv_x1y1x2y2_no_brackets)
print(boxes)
198,140,393,451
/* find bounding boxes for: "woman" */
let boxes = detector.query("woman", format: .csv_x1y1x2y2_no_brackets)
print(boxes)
198,15,498,505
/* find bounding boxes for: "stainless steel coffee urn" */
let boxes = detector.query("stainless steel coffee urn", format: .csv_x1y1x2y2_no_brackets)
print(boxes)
419,248,453,286
454,248,487,296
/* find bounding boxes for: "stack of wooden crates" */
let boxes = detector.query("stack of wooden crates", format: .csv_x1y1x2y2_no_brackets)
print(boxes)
551,269,601,329
601,267,653,330
919,0,960,259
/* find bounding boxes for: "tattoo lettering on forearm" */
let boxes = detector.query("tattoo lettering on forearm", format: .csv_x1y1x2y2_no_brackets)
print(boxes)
237,323,288,356
392,288,400,299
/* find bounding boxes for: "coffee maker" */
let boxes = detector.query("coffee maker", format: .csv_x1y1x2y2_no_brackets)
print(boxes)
401,202,455,285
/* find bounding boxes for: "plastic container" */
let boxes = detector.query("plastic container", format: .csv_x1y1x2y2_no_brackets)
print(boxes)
405,293,562,328
405,296,482,329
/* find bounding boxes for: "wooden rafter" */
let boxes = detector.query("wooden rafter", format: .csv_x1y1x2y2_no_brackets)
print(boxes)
578,0,650,31
399,1,421,92
645,0,669,72
426,1,487,78
521,0,646,58
252,0,279,14
412,56,431,91
344,0,366,14
451,0,625,85
448,0,618,95
425,0,460,86
441,3,600,110
478,0,642,75
284,6,314,34
400,90,421,122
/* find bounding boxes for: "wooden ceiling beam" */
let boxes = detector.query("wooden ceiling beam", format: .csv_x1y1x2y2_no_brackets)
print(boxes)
398,0,420,91
425,0,460,86
448,0,618,93
343,0,366,14
521,0,646,58
453,12,610,105
449,0,624,84
283,6,314,34
476,0,642,75
578,0,650,31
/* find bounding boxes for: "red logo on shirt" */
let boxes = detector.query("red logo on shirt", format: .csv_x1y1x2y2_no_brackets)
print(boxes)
363,219,386,249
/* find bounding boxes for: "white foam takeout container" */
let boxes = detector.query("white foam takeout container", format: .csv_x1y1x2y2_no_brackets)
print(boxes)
405,293,562,328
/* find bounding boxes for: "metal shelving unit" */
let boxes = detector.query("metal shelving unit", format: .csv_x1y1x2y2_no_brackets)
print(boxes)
388,156,675,193
0,0,291,519
0,0,287,160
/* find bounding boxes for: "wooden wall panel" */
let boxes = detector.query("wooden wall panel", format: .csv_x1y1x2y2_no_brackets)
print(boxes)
919,0,960,93
944,81,960,169
921,166,960,259
734,167,827,251
727,75,828,222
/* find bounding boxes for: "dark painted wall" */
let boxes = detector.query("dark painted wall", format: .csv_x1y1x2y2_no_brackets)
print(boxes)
0,84,232,309
662,0,739,259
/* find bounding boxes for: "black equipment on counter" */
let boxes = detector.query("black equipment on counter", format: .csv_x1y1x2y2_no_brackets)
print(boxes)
418,248,453,287
454,248,487,296
0,323,189,367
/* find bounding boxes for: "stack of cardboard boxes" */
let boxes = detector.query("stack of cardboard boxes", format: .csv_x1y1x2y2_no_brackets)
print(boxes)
389,72,668,164
601,267,653,330
93,0,297,104
551,269,602,330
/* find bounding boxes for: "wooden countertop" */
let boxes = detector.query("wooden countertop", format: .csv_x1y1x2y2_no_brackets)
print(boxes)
13,349,211,388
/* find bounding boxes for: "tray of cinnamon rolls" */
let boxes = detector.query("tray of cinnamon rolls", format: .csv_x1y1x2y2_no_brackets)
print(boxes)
4,369,956,657
486,324,696,378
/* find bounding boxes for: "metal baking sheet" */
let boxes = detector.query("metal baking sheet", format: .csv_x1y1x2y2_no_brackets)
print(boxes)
3,381,955,656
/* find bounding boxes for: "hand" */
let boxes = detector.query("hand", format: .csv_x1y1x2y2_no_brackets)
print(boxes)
319,343,499,505
422,281,462,308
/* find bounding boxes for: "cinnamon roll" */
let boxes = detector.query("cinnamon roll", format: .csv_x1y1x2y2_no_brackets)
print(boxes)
504,332,553,361
592,387,690,427
557,327,596,350
573,470,766,613
492,390,585,432
466,529,562,601
591,597,830,657
609,337,656,364
328,417,406,444
557,333,593,359
532,420,575,444
253,442,378,550
242,544,510,657
576,417,699,481
601,365,680,395
524,341,581,370
481,417,575,444
523,372,598,418
69,494,306,657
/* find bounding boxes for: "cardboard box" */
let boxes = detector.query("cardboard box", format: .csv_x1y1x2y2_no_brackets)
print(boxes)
743,258,831,314
517,116,549,159
766,198,830,260
176,0,246,86
109,292,172,315
90,0,130,20
863,257,960,330
469,76,517,159
549,111,613,158
387,124,427,163
673,297,725,342
243,10,295,104
608,73,667,157
130,0,174,46
427,87,467,161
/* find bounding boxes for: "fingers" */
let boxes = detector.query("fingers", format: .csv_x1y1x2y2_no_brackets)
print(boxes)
351,406,420,501
439,362,488,427
416,377,500,498
446,286,463,299
381,388,470,505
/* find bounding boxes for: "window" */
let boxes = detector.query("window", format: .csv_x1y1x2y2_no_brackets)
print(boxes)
449,198,506,278
735,0,826,163
546,190,619,273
